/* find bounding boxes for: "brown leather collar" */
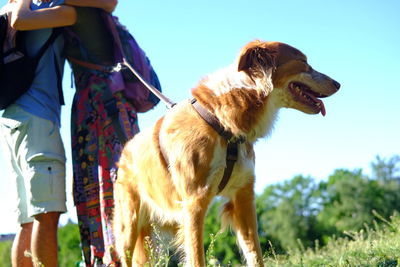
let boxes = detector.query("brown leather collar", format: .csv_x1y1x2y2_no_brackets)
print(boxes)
191,99,233,140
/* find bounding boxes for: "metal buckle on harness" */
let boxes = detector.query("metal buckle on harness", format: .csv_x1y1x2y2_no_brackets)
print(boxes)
226,143,238,162
228,135,246,144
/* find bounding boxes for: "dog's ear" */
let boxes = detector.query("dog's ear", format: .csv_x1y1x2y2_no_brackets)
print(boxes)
238,42,276,76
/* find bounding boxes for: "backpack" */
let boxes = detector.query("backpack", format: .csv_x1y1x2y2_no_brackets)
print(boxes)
68,13,162,113
0,13,62,110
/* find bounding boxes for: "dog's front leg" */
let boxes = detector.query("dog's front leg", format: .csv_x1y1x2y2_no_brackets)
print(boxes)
113,179,142,267
224,181,264,267
180,193,212,267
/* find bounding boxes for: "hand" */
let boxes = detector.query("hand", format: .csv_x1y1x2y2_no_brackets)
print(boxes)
101,0,117,13
6,0,30,18
0,1,15,15
8,0,77,30
64,0,117,13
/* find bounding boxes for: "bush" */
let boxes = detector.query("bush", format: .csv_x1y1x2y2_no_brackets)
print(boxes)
0,240,12,266
58,222,82,267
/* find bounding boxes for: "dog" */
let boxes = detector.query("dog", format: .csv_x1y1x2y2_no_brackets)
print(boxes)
113,40,340,266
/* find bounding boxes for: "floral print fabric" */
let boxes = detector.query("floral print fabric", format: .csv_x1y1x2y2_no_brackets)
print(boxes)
71,72,139,266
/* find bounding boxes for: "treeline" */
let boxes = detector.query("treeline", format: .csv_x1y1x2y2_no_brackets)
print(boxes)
203,155,400,265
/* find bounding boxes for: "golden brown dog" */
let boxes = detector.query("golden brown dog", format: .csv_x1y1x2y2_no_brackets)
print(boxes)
113,40,340,266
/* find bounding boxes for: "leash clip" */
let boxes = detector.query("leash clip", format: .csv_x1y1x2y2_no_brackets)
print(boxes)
111,62,126,72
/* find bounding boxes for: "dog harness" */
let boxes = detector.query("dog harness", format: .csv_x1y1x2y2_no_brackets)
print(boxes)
159,98,245,193
190,99,246,192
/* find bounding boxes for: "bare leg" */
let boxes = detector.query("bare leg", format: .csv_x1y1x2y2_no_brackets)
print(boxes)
31,212,60,267
224,182,264,266
12,222,34,267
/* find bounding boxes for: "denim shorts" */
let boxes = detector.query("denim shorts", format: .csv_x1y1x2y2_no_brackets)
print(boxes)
0,105,67,224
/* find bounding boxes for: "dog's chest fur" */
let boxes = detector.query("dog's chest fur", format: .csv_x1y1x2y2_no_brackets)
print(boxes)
160,98,264,200
215,142,256,196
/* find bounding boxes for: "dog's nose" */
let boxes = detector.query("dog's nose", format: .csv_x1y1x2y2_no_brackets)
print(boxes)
333,80,341,90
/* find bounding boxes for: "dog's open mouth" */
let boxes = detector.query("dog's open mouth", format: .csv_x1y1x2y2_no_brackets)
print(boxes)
289,82,327,116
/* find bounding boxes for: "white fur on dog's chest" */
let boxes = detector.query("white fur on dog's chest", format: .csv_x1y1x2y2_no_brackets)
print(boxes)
208,143,255,197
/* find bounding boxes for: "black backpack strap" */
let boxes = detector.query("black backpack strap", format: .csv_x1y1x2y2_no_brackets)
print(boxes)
0,14,8,60
53,53,65,105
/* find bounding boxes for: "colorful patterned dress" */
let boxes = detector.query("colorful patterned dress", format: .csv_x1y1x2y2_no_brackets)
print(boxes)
67,8,140,266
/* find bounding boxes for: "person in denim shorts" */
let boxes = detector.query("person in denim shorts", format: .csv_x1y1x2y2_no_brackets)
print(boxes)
0,0,76,266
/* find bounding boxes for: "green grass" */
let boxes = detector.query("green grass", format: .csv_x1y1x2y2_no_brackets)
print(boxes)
263,213,400,267
140,214,400,266
1,215,399,266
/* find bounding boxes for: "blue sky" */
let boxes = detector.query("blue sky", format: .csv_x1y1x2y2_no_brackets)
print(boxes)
1,0,399,234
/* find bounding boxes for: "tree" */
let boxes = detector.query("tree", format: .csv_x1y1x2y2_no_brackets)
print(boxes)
0,240,12,266
256,175,320,251
371,154,400,183
58,221,82,267
317,167,400,241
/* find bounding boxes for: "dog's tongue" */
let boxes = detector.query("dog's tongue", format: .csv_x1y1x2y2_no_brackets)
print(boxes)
307,93,326,116
318,99,326,116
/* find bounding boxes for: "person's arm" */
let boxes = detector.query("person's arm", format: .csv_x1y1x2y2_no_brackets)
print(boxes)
64,0,117,13
9,0,77,30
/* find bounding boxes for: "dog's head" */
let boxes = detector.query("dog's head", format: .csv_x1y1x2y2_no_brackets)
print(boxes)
238,40,340,116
